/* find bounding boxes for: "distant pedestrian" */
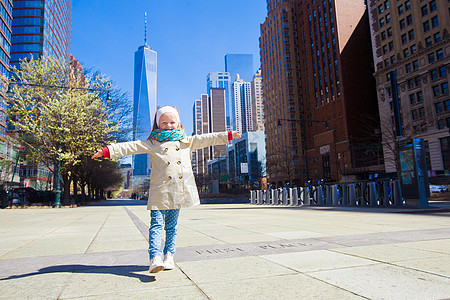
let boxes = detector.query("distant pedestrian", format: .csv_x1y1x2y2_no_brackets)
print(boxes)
92,105,241,273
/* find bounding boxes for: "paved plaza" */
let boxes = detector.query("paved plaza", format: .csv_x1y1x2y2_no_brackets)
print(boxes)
0,199,449,299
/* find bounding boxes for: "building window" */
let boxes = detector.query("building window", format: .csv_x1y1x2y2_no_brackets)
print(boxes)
405,63,411,73
411,45,417,54
408,29,414,40
432,85,440,97
434,32,441,43
419,107,426,119
412,109,418,120
429,0,436,12
445,100,450,111
430,69,438,80
435,102,443,113
378,5,384,14
428,53,435,63
439,66,447,77
404,49,410,59
409,94,416,104
383,45,388,54
400,19,406,29
388,41,394,51
423,20,430,32
442,83,449,95
384,59,389,67
387,27,392,37
386,14,391,24
384,1,389,9
380,18,385,27
408,79,414,89
398,5,404,15
405,0,411,11
381,31,386,40
431,16,439,28
415,76,421,87
406,15,412,26
425,36,432,46
438,119,445,129
401,33,407,44
421,5,428,16
436,49,443,60
390,55,396,63
417,91,423,102
412,60,419,70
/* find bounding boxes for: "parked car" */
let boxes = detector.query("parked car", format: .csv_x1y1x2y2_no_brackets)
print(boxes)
9,187,40,205
429,184,448,193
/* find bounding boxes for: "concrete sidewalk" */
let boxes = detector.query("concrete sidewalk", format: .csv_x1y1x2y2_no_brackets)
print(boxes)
0,199,449,299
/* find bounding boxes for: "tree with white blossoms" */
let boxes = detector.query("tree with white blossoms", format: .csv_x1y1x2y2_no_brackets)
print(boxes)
5,56,126,205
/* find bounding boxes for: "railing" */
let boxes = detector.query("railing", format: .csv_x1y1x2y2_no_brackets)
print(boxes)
250,179,404,207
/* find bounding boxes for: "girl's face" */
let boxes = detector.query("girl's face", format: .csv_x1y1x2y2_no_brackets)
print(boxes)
158,112,179,130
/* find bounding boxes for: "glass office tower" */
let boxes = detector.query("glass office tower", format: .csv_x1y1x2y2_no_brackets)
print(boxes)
224,54,253,82
132,44,157,179
10,0,72,68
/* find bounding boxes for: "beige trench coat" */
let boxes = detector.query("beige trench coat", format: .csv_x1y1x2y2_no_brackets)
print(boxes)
107,132,229,210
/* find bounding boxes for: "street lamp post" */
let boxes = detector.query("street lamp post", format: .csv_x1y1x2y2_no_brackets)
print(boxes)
278,117,328,183
6,81,111,207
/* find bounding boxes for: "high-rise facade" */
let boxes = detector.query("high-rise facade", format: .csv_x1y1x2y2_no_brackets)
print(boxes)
192,89,227,175
261,0,380,186
251,69,264,132
207,72,232,131
0,0,12,143
225,54,254,82
10,0,72,69
132,43,157,182
367,0,450,176
231,74,252,134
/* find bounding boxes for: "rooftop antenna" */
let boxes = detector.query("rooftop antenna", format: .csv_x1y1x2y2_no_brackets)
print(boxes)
144,12,148,46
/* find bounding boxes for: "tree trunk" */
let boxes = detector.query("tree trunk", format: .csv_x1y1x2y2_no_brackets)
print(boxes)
62,173,70,206
72,175,78,204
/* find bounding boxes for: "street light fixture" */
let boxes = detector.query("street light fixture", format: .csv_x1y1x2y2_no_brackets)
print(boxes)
5,81,111,207
278,116,329,183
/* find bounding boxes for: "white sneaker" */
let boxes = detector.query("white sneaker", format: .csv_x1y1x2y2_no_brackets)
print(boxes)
164,253,174,270
149,256,164,273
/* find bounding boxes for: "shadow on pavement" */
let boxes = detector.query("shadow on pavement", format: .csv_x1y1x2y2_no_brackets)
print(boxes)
87,199,147,207
0,264,155,283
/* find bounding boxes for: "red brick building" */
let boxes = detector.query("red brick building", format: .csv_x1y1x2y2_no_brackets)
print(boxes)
260,0,381,186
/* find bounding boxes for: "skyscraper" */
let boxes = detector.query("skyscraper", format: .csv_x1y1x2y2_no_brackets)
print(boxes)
192,89,226,175
231,74,252,134
251,69,265,132
132,14,157,184
10,0,72,68
224,54,254,82
261,0,380,186
207,72,231,131
367,0,450,176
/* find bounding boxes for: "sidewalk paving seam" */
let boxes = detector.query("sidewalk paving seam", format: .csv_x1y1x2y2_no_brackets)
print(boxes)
257,257,372,299
124,207,149,241
83,209,113,254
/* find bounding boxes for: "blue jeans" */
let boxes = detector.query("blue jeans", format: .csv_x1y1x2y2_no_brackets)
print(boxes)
148,209,180,259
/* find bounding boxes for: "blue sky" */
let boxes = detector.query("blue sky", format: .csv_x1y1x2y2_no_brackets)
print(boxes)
71,1,267,135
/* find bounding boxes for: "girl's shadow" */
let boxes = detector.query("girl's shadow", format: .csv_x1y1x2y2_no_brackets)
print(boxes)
0,264,155,283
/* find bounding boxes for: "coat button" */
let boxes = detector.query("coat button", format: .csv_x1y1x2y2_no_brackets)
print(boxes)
177,161,181,165
168,176,172,180
179,175,183,179
166,162,170,166
164,148,168,152
176,147,180,151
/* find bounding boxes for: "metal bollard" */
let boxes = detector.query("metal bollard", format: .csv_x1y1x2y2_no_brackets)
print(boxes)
271,189,275,205
292,187,299,205
303,187,310,205
341,184,348,206
282,188,288,205
331,185,339,206
317,186,324,205
382,181,389,206
368,182,378,206
392,180,403,207
250,191,256,204
273,189,279,205
348,184,357,206
257,190,263,205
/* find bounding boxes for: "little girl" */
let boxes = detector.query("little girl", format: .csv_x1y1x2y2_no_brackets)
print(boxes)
92,105,240,273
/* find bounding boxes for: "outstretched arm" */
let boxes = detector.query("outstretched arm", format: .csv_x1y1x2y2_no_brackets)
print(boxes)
91,140,152,160
188,131,241,150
